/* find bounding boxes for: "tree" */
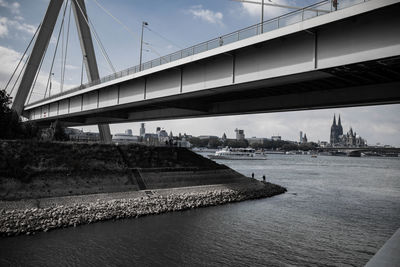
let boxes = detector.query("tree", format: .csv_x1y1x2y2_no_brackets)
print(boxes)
53,120,69,141
224,139,249,148
208,137,222,148
0,89,11,113
0,90,20,139
0,89,39,140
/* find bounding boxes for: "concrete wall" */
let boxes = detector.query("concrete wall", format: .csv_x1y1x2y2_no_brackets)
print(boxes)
318,4,400,69
147,69,181,99
82,91,98,111
49,102,58,117
99,86,118,108
119,79,145,104
182,55,233,93
58,99,69,115
235,32,314,84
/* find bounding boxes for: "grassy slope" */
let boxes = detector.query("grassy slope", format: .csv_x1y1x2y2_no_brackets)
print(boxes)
0,141,227,200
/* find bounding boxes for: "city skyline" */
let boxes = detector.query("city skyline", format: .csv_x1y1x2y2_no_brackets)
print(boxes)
0,0,399,146
78,106,399,147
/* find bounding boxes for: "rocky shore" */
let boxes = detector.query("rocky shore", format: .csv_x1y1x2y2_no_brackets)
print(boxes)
0,182,286,237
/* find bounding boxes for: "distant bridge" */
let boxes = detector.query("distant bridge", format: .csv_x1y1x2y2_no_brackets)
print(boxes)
317,146,400,156
13,0,400,130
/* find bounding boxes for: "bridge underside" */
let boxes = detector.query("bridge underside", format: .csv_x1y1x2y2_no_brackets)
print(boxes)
30,55,400,127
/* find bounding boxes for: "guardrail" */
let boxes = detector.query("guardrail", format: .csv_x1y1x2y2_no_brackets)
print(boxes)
26,0,369,107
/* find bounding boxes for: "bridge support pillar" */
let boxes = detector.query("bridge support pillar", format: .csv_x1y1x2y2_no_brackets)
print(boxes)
12,0,64,114
72,0,112,143
98,124,112,143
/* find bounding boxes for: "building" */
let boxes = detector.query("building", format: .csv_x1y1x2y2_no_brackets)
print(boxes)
329,114,366,147
235,128,245,140
65,128,100,142
340,127,367,147
330,114,343,145
271,135,281,141
247,137,269,146
318,141,329,147
156,127,169,144
299,131,303,143
111,129,139,143
221,133,227,141
112,133,139,143
143,133,159,145
140,123,145,137
302,134,308,143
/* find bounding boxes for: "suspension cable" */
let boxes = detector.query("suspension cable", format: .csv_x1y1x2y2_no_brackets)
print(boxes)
74,0,115,74
9,52,31,95
44,0,69,98
27,31,51,104
90,0,137,38
144,25,182,49
27,28,51,104
88,18,116,73
90,0,181,62
3,21,42,93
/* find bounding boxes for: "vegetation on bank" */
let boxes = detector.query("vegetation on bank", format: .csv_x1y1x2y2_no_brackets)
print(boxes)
188,136,318,151
0,90,39,140
0,89,68,141
0,140,223,183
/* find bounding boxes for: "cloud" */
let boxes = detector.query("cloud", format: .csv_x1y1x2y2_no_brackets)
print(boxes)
0,16,37,38
0,17,8,37
0,45,77,103
240,0,293,19
0,0,20,14
65,64,79,70
0,45,26,96
187,5,224,26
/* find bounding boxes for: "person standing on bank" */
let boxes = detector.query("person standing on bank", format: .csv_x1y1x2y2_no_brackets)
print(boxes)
333,0,338,11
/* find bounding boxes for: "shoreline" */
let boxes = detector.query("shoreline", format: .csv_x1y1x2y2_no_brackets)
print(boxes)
0,181,286,237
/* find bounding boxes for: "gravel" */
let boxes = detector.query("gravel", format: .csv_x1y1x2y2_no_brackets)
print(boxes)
0,182,286,237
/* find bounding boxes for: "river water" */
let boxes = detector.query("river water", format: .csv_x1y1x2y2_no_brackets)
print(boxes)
1,154,399,266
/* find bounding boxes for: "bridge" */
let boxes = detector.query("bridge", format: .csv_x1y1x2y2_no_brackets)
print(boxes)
9,0,400,140
317,146,400,157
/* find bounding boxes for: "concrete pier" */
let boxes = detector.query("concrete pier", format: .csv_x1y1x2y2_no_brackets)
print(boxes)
365,227,400,267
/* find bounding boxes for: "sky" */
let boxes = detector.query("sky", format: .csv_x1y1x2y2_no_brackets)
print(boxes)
0,0,399,146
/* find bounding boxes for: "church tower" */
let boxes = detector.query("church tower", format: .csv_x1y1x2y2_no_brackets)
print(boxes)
330,114,338,145
337,115,343,136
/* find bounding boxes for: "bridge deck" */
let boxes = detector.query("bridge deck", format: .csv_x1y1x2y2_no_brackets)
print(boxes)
23,0,400,126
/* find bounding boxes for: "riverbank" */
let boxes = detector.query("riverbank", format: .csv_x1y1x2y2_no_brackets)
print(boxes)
0,181,286,237
0,141,244,199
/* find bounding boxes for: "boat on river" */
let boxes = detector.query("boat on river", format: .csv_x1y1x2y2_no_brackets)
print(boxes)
208,147,267,160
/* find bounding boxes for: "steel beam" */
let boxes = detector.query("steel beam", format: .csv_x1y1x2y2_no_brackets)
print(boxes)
12,0,64,114
71,0,111,143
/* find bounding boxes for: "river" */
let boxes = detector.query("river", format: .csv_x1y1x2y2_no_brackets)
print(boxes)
0,154,399,266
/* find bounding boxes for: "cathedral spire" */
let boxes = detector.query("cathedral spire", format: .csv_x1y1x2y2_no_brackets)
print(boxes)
333,114,336,126
337,114,343,136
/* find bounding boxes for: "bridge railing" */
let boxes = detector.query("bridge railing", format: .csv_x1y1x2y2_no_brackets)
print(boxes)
26,0,370,107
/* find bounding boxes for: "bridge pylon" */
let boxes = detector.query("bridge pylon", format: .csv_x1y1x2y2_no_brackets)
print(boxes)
12,0,112,143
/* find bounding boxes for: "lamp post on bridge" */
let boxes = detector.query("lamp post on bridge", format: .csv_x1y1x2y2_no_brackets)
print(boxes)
139,21,148,71
261,0,264,33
